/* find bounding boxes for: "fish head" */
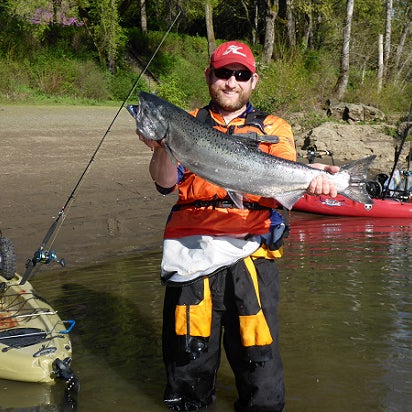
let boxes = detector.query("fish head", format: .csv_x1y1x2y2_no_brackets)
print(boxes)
126,92,169,142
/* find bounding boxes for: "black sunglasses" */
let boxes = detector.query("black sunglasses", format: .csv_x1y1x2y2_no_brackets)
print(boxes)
213,68,253,82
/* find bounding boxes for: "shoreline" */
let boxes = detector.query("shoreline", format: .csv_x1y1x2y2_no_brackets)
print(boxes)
0,105,176,274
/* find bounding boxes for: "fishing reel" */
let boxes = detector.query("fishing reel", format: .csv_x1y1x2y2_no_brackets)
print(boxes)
306,146,334,164
27,248,66,268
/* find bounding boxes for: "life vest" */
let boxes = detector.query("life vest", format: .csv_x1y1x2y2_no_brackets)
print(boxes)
163,104,296,239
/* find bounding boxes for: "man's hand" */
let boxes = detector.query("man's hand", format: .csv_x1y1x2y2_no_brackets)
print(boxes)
307,163,340,197
137,131,162,150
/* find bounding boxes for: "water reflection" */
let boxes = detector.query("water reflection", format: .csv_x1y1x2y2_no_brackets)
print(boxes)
278,214,412,412
1,214,411,411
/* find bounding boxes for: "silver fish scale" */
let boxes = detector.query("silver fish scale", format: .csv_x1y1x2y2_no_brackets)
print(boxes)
132,92,374,209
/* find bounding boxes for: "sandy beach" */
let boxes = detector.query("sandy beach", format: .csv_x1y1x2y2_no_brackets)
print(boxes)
0,104,176,274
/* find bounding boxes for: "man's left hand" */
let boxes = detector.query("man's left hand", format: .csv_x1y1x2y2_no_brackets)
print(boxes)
307,163,340,197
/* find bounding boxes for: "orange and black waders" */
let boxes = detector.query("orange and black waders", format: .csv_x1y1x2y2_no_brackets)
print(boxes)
162,257,285,411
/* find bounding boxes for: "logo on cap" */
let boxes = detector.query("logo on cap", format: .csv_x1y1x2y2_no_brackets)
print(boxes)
222,45,247,58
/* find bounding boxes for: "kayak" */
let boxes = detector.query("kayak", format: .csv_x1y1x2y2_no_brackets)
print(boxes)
293,194,412,218
0,272,75,383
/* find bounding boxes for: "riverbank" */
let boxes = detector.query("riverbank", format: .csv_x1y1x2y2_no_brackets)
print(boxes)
0,105,176,274
0,104,407,275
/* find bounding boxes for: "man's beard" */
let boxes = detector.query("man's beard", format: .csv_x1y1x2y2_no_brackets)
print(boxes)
209,86,251,112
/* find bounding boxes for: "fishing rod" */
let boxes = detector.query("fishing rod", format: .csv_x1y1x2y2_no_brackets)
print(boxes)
20,10,182,285
381,101,412,199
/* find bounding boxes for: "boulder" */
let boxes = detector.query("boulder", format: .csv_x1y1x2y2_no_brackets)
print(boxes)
324,99,385,122
295,122,411,175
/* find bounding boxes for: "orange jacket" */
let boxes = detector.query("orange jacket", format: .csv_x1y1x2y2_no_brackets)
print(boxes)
163,104,296,239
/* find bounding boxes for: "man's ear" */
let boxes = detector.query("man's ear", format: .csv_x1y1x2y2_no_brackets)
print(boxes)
251,73,259,90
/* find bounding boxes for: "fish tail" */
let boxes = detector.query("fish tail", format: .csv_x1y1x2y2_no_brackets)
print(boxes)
340,155,376,205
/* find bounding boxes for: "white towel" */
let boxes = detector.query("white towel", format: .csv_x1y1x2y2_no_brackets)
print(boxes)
161,235,261,283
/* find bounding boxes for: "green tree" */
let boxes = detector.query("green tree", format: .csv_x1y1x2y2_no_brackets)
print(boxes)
78,0,125,73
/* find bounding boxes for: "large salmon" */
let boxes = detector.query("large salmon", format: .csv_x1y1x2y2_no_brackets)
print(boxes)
127,92,375,209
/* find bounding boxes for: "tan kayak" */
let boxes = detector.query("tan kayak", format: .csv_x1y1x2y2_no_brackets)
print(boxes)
0,272,74,383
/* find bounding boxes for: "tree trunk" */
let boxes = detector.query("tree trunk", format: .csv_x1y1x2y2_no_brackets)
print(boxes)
140,0,147,35
205,1,216,57
286,0,296,49
333,0,354,100
394,19,411,74
262,0,278,64
253,1,259,45
52,0,62,25
241,0,259,46
384,0,392,78
378,34,384,93
302,0,312,51
107,0,117,74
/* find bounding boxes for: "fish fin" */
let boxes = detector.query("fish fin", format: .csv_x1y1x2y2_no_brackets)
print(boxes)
341,186,374,205
232,133,280,144
232,136,260,151
227,190,245,209
276,191,306,210
340,155,376,205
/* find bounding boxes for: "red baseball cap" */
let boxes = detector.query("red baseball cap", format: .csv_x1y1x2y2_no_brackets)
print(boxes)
210,41,256,73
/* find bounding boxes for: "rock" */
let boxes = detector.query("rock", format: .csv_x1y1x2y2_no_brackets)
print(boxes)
363,104,386,121
325,99,385,122
397,121,412,138
295,122,410,174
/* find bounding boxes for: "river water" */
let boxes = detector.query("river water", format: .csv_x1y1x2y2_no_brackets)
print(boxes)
1,212,411,411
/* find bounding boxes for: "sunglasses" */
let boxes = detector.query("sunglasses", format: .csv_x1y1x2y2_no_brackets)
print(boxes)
213,68,253,82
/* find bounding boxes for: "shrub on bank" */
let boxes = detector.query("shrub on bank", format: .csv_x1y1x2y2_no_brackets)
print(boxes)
0,30,410,116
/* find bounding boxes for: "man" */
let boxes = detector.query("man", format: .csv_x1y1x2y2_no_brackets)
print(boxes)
139,41,338,411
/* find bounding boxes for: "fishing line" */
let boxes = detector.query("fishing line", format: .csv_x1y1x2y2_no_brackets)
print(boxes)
20,9,182,285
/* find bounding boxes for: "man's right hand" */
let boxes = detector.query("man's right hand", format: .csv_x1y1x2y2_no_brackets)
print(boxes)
137,131,163,150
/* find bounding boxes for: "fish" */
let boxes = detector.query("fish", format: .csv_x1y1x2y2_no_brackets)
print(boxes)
126,92,375,210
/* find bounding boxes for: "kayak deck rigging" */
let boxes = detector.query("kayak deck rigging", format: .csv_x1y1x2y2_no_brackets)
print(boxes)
0,273,76,384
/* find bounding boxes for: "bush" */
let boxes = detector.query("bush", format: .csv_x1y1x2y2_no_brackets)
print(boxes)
253,50,336,114
156,73,187,107
73,61,110,100
0,26,410,116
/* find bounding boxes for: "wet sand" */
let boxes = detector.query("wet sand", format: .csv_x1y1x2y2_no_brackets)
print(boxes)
0,104,176,274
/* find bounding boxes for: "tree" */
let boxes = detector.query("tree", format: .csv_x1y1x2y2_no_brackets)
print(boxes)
378,33,384,93
333,0,354,100
384,0,392,78
205,0,216,57
239,0,259,45
262,0,279,64
301,0,313,50
5,0,81,29
285,0,296,49
394,19,411,75
140,0,147,35
78,0,125,73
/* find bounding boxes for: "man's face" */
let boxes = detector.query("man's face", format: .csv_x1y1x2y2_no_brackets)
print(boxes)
206,64,258,113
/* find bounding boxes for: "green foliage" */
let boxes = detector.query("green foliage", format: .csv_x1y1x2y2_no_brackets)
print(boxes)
253,50,337,113
79,0,126,71
0,6,411,117
156,74,188,107
0,51,111,103
344,70,412,114
107,69,146,101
